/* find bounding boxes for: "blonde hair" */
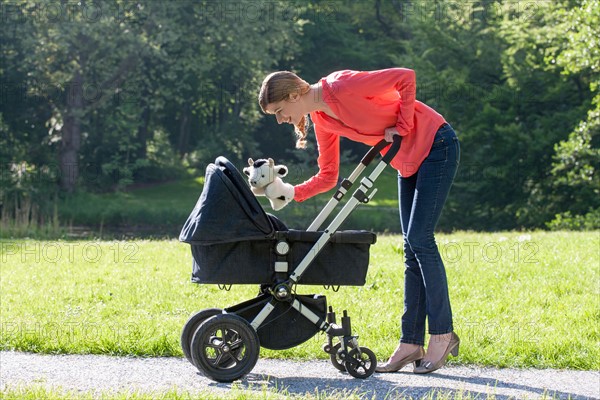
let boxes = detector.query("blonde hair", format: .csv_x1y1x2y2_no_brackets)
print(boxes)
259,71,311,149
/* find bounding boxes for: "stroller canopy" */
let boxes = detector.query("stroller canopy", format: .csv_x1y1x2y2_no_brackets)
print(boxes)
179,156,274,245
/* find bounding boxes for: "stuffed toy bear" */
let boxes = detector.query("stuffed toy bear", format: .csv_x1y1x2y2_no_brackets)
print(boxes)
243,158,294,211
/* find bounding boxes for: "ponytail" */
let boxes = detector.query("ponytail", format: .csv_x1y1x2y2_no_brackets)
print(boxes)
294,115,309,149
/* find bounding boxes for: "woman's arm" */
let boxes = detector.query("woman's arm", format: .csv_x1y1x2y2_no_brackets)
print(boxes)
293,122,339,202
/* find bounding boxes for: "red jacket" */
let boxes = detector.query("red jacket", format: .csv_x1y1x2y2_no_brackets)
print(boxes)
294,68,446,202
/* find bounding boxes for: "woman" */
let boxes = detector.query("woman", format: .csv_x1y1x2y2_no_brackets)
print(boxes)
258,68,460,374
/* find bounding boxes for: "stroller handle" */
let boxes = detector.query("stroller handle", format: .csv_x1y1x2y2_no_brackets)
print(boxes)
382,135,402,163
361,136,402,166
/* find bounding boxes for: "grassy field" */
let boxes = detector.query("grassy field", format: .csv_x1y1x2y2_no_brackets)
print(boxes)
0,385,532,400
1,385,573,400
50,164,401,235
57,177,207,228
1,231,598,370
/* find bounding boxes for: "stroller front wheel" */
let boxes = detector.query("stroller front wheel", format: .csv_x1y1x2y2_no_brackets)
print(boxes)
191,313,260,382
328,341,357,372
345,347,377,379
329,343,346,372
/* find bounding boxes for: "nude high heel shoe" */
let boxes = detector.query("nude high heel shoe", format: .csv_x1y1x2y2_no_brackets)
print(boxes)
375,347,425,373
413,332,460,374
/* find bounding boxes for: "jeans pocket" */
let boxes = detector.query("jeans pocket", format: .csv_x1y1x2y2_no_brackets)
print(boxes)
431,138,445,148
425,141,448,163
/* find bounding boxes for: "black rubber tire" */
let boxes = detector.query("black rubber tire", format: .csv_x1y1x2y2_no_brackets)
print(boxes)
329,341,358,372
190,314,260,382
329,343,346,372
181,308,222,365
345,347,377,379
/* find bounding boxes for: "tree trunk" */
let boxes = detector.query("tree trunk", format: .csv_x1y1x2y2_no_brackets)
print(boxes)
59,70,83,193
177,105,190,157
137,105,150,159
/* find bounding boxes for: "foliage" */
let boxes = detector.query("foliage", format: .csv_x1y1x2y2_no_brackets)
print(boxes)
546,208,600,231
544,0,600,228
1,0,598,232
547,110,600,227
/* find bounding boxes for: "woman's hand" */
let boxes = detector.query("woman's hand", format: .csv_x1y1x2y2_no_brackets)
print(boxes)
384,127,400,142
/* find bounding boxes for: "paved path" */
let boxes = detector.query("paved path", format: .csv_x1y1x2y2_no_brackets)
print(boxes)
1,351,599,399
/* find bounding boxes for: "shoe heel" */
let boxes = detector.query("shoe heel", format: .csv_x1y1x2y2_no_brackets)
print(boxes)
414,359,422,368
450,344,459,357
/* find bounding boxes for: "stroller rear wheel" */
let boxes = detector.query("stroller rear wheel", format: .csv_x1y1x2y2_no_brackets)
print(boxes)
191,314,260,382
345,347,377,379
181,308,222,365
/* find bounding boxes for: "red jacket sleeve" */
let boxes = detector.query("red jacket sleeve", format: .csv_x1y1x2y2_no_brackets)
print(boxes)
293,121,339,202
343,68,416,136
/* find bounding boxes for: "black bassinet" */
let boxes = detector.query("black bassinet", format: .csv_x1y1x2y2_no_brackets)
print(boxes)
179,157,376,286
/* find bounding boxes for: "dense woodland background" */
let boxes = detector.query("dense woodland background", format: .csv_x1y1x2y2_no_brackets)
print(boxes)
1,0,598,233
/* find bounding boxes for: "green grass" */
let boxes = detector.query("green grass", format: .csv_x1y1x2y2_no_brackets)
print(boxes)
57,178,206,228
4,384,556,400
0,384,378,400
0,162,403,239
51,165,401,234
1,231,598,370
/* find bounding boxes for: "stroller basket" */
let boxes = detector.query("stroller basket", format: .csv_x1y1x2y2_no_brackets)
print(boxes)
224,293,327,350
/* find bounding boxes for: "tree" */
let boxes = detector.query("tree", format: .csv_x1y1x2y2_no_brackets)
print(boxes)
545,0,600,229
6,1,157,192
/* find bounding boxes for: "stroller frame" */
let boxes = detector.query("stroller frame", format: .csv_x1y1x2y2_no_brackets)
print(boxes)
181,137,402,382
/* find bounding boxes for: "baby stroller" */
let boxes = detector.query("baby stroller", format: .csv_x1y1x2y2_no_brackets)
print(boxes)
179,137,401,382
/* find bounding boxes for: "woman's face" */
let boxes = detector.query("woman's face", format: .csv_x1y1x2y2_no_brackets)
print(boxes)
265,93,303,126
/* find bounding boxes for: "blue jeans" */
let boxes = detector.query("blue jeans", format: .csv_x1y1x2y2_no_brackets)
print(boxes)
398,123,460,345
